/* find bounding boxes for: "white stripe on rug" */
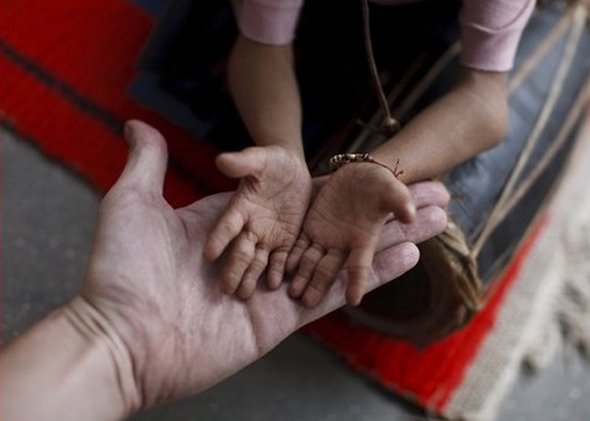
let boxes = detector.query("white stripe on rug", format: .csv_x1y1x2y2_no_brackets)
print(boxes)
444,108,590,421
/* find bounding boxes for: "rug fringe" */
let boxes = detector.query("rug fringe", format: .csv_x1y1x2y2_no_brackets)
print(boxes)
559,217,590,360
525,115,590,368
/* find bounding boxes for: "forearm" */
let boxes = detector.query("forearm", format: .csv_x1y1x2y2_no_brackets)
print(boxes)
0,297,140,421
228,35,305,160
373,69,508,183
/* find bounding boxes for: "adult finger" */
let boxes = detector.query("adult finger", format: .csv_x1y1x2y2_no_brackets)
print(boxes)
408,181,451,209
178,192,232,231
116,120,168,195
376,205,447,252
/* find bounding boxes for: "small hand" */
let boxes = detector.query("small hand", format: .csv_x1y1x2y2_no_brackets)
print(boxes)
80,121,449,409
287,162,416,307
204,145,312,299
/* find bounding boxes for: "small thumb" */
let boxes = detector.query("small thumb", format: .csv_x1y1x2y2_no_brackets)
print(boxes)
116,120,168,194
382,181,416,224
215,147,268,179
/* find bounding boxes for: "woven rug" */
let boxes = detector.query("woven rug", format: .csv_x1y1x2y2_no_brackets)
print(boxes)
2,2,589,420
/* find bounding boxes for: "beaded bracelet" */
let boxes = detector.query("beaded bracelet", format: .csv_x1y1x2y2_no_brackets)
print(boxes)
328,153,404,179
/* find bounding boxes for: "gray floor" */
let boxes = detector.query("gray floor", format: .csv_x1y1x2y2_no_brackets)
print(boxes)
2,130,589,420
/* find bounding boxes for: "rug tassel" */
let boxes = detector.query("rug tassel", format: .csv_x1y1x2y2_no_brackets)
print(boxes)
558,218,590,360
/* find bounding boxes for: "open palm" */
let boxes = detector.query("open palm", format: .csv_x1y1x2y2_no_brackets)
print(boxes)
287,163,416,307
204,145,312,298
80,121,448,410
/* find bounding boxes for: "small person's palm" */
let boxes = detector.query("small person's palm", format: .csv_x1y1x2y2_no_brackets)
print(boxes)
287,163,415,307
204,146,312,298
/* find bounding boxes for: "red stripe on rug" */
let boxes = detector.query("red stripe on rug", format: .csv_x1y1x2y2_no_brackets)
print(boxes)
1,52,200,207
0,0,233,194
304,216,549,413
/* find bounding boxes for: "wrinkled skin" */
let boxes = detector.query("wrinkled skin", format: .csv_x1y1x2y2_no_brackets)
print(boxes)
204,145,312,298
288,163,416,307
80,121,449,410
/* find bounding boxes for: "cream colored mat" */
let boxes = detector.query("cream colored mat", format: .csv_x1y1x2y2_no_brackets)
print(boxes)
444,111,590,421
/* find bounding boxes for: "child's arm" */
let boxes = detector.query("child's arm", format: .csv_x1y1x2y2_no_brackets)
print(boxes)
204,35,311,299
287,68,508,307
228,35,305,159
372,69,508,184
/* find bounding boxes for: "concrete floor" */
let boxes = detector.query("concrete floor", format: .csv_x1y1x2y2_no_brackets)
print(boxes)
3,129,589,420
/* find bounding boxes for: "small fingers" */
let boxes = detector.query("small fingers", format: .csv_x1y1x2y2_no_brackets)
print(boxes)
236,246,269,300
221,232,256,295
288,244,325,299
295,243,420,329
285,235,310,273
266,248,290,290
397,205,447,244
345,245,377,306
204,208,245,261
301,249,346,308
372,242,420,284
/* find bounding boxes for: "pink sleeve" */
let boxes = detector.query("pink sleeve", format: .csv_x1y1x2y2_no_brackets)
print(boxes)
232,0,303,45
459,0,536,72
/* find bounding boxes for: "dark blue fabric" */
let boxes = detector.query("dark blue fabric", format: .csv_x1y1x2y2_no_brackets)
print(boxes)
445,1,590,281
132,0,166,16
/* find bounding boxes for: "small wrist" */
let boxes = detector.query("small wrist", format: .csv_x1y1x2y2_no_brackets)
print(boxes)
265,144,311,179
329,153,404,180
270,142,307,165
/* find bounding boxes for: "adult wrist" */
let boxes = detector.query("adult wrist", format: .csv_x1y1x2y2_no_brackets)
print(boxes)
63,296,142,419
0,297,141,421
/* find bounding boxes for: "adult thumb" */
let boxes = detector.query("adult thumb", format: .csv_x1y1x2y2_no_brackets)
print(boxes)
116,120,168,195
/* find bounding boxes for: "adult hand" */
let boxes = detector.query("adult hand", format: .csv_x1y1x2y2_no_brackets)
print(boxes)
81,120,449,413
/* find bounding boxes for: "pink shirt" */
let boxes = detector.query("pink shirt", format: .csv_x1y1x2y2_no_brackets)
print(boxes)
232,0,536,71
